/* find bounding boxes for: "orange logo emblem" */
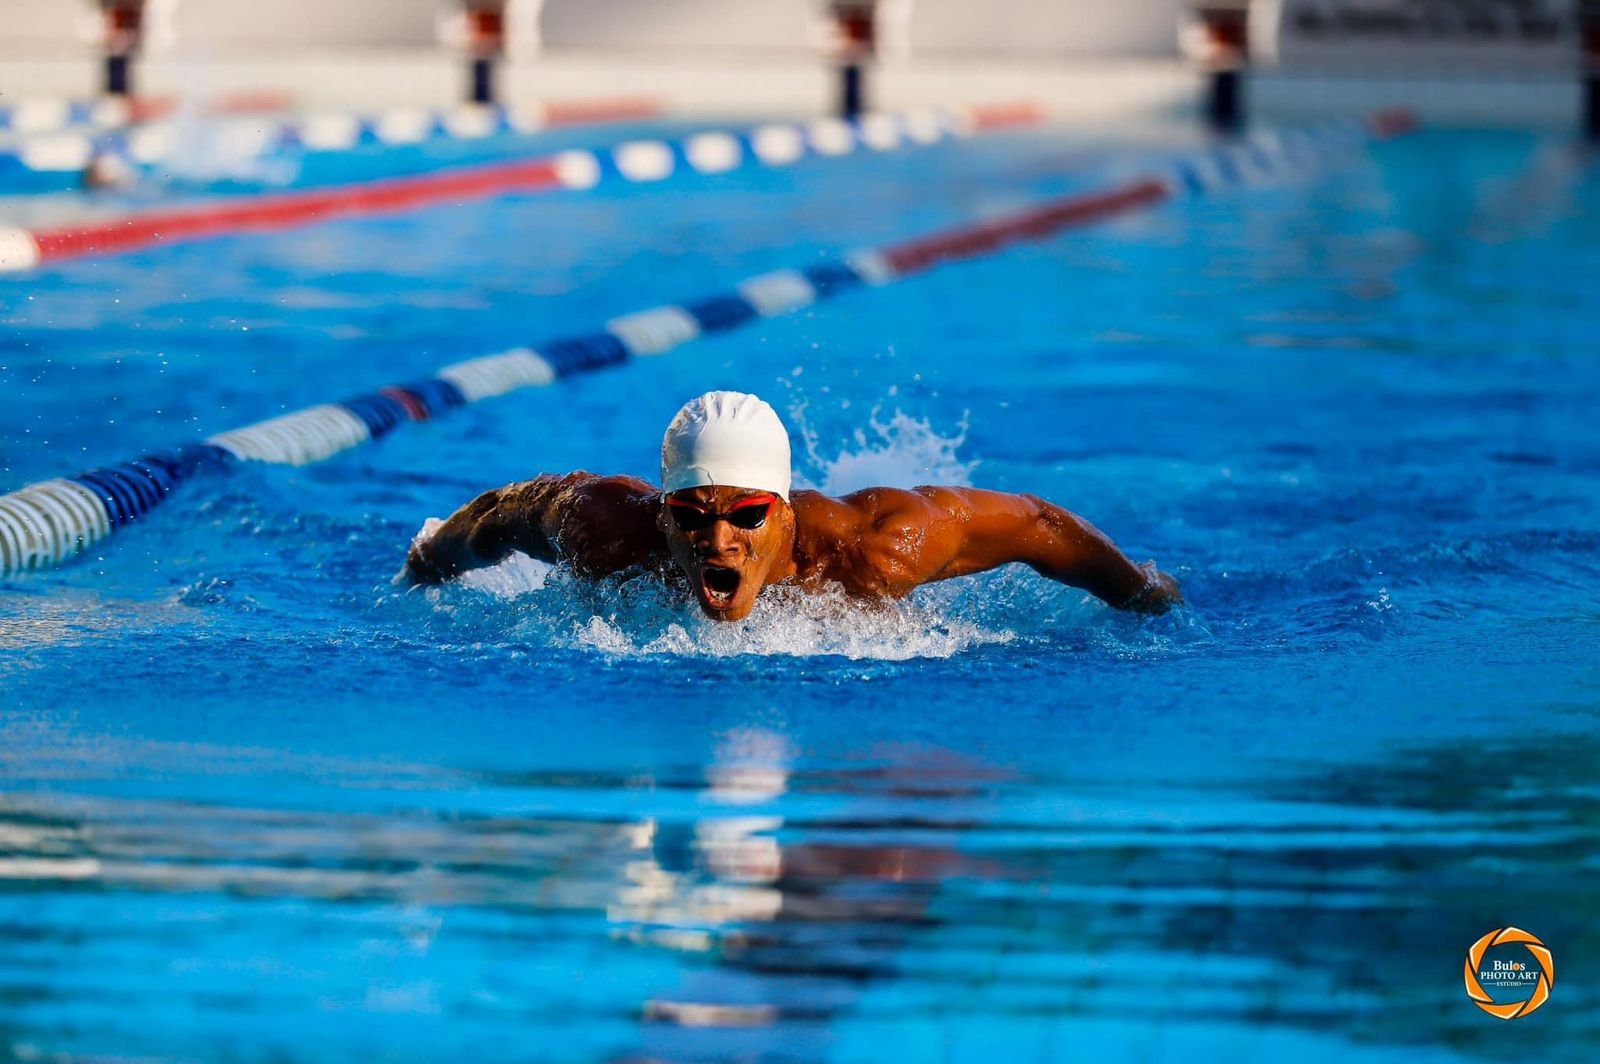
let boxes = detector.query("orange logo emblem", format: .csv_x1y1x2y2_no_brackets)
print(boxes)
1464,927,1554,1020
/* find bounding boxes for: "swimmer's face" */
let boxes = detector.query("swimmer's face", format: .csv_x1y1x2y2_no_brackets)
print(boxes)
658,485,792,622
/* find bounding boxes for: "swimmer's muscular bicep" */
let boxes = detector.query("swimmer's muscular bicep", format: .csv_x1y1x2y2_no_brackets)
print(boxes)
840,487,963,593
898,487,1041,579
540,473,665,576
836,485,1156,606
908,487,1127,587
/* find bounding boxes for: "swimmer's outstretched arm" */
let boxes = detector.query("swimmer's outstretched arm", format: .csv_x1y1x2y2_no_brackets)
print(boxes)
862,486,1181,613
402,473,663,585
402,479,561,584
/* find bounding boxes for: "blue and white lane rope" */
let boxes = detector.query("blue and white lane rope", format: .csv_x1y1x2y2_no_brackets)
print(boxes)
0,93,293,135
0,102,544,175
0,113,1411,576
0,97,128,135
0,100,970,180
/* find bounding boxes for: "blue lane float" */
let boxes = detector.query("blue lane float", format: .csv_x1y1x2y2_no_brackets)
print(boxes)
0,114,1407,576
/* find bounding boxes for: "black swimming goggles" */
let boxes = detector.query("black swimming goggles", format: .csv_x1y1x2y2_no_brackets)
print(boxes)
665,492,777,532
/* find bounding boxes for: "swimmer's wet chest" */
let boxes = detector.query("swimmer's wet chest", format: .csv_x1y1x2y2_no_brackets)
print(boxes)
787,537,916,599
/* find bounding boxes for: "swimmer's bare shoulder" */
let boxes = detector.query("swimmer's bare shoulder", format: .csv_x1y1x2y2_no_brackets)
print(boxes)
801,484,1181,612
402,472,664,585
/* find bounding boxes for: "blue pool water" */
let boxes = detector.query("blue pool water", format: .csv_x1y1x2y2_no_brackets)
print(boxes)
2,123,1598,1061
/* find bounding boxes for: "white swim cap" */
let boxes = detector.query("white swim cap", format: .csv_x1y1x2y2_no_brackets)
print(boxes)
661,391,791,501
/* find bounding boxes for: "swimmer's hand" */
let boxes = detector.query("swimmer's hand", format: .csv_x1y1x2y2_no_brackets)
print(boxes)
396,517,449,588
1117,561,1182,615
393,558,430,589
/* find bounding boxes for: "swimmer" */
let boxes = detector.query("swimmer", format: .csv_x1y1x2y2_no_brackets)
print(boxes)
403,391,1181,620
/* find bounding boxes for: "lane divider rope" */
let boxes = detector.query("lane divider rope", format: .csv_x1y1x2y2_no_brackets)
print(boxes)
0,90,293,135
0,109,1415,577
0,102,1040,272
0,96,663,182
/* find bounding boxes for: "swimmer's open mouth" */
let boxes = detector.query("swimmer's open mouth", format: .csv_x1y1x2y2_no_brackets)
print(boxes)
700,564,742,608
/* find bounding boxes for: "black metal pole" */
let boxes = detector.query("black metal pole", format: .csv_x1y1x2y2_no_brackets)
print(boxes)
1586,4,1600,140
839,62,864,121
1588,69,1600,142
105,53,131,97
1208,67,1241,134
470,55,495,105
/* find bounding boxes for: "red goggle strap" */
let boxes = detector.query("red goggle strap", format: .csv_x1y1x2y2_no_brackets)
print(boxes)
667,493,777,515
729,494,777,511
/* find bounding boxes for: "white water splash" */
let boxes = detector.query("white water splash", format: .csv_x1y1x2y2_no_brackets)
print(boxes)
559,580,1013,661
791,406,976,494
160,112,300,186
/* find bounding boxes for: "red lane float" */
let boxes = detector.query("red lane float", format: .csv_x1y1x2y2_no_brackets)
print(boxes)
126,89,297,124
966,101,1048,131
1366,106,1420,139
882,178,1171,276
542,97,662,125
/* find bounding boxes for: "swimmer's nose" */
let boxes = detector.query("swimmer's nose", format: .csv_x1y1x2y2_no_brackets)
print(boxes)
699,519,742,557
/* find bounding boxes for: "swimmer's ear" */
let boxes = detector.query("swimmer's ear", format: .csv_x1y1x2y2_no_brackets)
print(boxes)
655,495,673,534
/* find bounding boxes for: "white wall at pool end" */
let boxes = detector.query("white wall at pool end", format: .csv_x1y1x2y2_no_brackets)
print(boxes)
0,0,1195,60
0,0,84,57
905,0,1190,58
